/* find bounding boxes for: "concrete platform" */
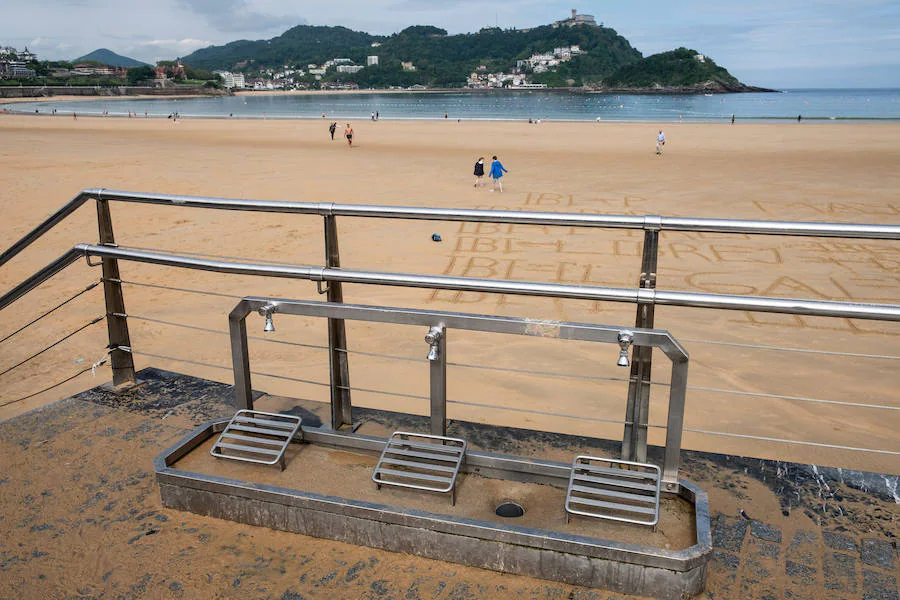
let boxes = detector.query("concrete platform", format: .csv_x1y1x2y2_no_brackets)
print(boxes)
0,367,897,599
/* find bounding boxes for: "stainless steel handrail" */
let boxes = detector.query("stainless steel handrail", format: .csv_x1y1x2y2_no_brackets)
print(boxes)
2,188,900,269
4,245,900,323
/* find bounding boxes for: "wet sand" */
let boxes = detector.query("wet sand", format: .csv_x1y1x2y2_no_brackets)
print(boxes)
0,113,898,474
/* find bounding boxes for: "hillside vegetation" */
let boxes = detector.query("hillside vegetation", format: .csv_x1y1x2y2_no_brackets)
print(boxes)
183,23,643,87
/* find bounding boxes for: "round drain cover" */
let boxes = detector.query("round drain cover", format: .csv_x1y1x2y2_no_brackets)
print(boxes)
495,502,525,518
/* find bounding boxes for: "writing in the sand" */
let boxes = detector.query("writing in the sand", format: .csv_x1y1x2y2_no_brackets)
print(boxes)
425,192,900,335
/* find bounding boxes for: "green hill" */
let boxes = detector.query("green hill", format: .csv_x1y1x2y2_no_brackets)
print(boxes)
181,24,764,91
73,49,149,68
182,23,643,88
601,47,764,92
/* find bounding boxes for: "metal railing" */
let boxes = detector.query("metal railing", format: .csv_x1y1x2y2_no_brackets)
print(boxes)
1,189,899,467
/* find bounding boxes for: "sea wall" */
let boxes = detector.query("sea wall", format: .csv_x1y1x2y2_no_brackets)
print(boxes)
0,86,229,99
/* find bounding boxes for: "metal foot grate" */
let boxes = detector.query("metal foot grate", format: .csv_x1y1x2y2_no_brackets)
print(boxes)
565,456,661,527
210,410,302,470
372,431,466,505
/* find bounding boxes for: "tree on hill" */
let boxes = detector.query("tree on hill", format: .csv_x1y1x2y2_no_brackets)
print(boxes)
180,22,641,87
603,47,740,88
126,65,155,85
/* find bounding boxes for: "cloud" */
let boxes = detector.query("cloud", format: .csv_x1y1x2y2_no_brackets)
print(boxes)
175,0,300,34
138,38,215,52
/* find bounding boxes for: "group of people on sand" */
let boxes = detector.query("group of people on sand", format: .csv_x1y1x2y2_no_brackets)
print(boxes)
473,156,508,192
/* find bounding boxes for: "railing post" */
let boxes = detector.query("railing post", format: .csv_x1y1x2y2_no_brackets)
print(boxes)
623,223,660,462
229,303,253,411
427,325,447,436
324,215,353,430
96,198,137,388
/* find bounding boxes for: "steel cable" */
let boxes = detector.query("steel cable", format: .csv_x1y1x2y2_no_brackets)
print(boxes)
0,365,101,409
0,281,100,345
680,337,900,361
0,316,105,378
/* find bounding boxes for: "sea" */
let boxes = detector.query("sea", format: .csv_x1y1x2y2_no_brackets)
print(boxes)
5,88,900,122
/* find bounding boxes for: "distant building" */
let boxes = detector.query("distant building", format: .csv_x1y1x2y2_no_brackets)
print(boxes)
213,70,244,88
333,58,353,65
336,65,364,74
370,42,381,47
694,54,706,63
553,8,597,28
401,61,416,72
0,60,35,79
367,55,379,66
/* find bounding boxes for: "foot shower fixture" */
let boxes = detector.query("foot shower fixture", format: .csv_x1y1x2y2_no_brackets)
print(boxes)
425,326,443,361
617,330,633,367
259,303,277,332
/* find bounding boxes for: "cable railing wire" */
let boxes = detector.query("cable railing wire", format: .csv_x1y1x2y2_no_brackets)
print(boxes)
680,337,900,361
0,316,105,378
129,351,631,426
647,380,899,412
117,244,303,267
118,279,245,300
129,351,897,456
681,426,900,456
128,311,899,412
0,364,105,409
128,315,329,351
0,280,100,345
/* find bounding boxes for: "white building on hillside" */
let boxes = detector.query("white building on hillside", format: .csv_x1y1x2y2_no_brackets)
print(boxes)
367,55,379,66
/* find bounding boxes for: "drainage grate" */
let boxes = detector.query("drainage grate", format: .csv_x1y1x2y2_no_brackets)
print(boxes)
210,410,302,470
565,455,661,527
372,431,467,505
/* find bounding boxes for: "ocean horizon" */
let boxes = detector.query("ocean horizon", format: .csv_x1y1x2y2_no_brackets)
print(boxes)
6,88,900,122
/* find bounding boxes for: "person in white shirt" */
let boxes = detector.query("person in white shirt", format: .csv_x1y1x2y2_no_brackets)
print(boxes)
656,130,666,155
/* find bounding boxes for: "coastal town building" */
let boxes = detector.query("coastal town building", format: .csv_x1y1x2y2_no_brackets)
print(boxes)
213,70,245,89
553,9,597,28
336,65,364,74
0,60,36,79
367,56,379,66
401,61,416,72
0,45,37,79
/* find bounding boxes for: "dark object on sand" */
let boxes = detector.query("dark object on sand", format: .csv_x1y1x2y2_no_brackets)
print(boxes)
432,234,442,242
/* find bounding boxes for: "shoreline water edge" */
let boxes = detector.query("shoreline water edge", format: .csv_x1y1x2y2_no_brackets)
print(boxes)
4,87,900,123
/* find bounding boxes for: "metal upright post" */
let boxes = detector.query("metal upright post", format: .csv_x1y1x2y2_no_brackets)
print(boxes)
428,326,447,436
622,224,660,462
324,215,352,430
96,198,137,388
228,303,253,411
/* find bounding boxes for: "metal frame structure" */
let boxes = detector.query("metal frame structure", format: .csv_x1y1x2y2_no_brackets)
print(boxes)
1,188,899,450
155,419,713,600
225,297,691,483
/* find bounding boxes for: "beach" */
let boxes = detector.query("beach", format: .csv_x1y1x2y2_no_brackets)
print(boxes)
0,113,898,474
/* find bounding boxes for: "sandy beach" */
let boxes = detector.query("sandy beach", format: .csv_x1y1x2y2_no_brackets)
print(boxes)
0,113,898,474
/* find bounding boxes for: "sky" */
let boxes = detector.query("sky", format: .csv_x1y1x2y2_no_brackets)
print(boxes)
1,0,899,88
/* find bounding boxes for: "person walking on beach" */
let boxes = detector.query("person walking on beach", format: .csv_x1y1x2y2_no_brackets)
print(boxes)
731,114,735,125
329,122,337,140
489,155,508,192
376,111,379,121
344,123,354,148
371,111,376,121
473,157,485,188
656,130,666,155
